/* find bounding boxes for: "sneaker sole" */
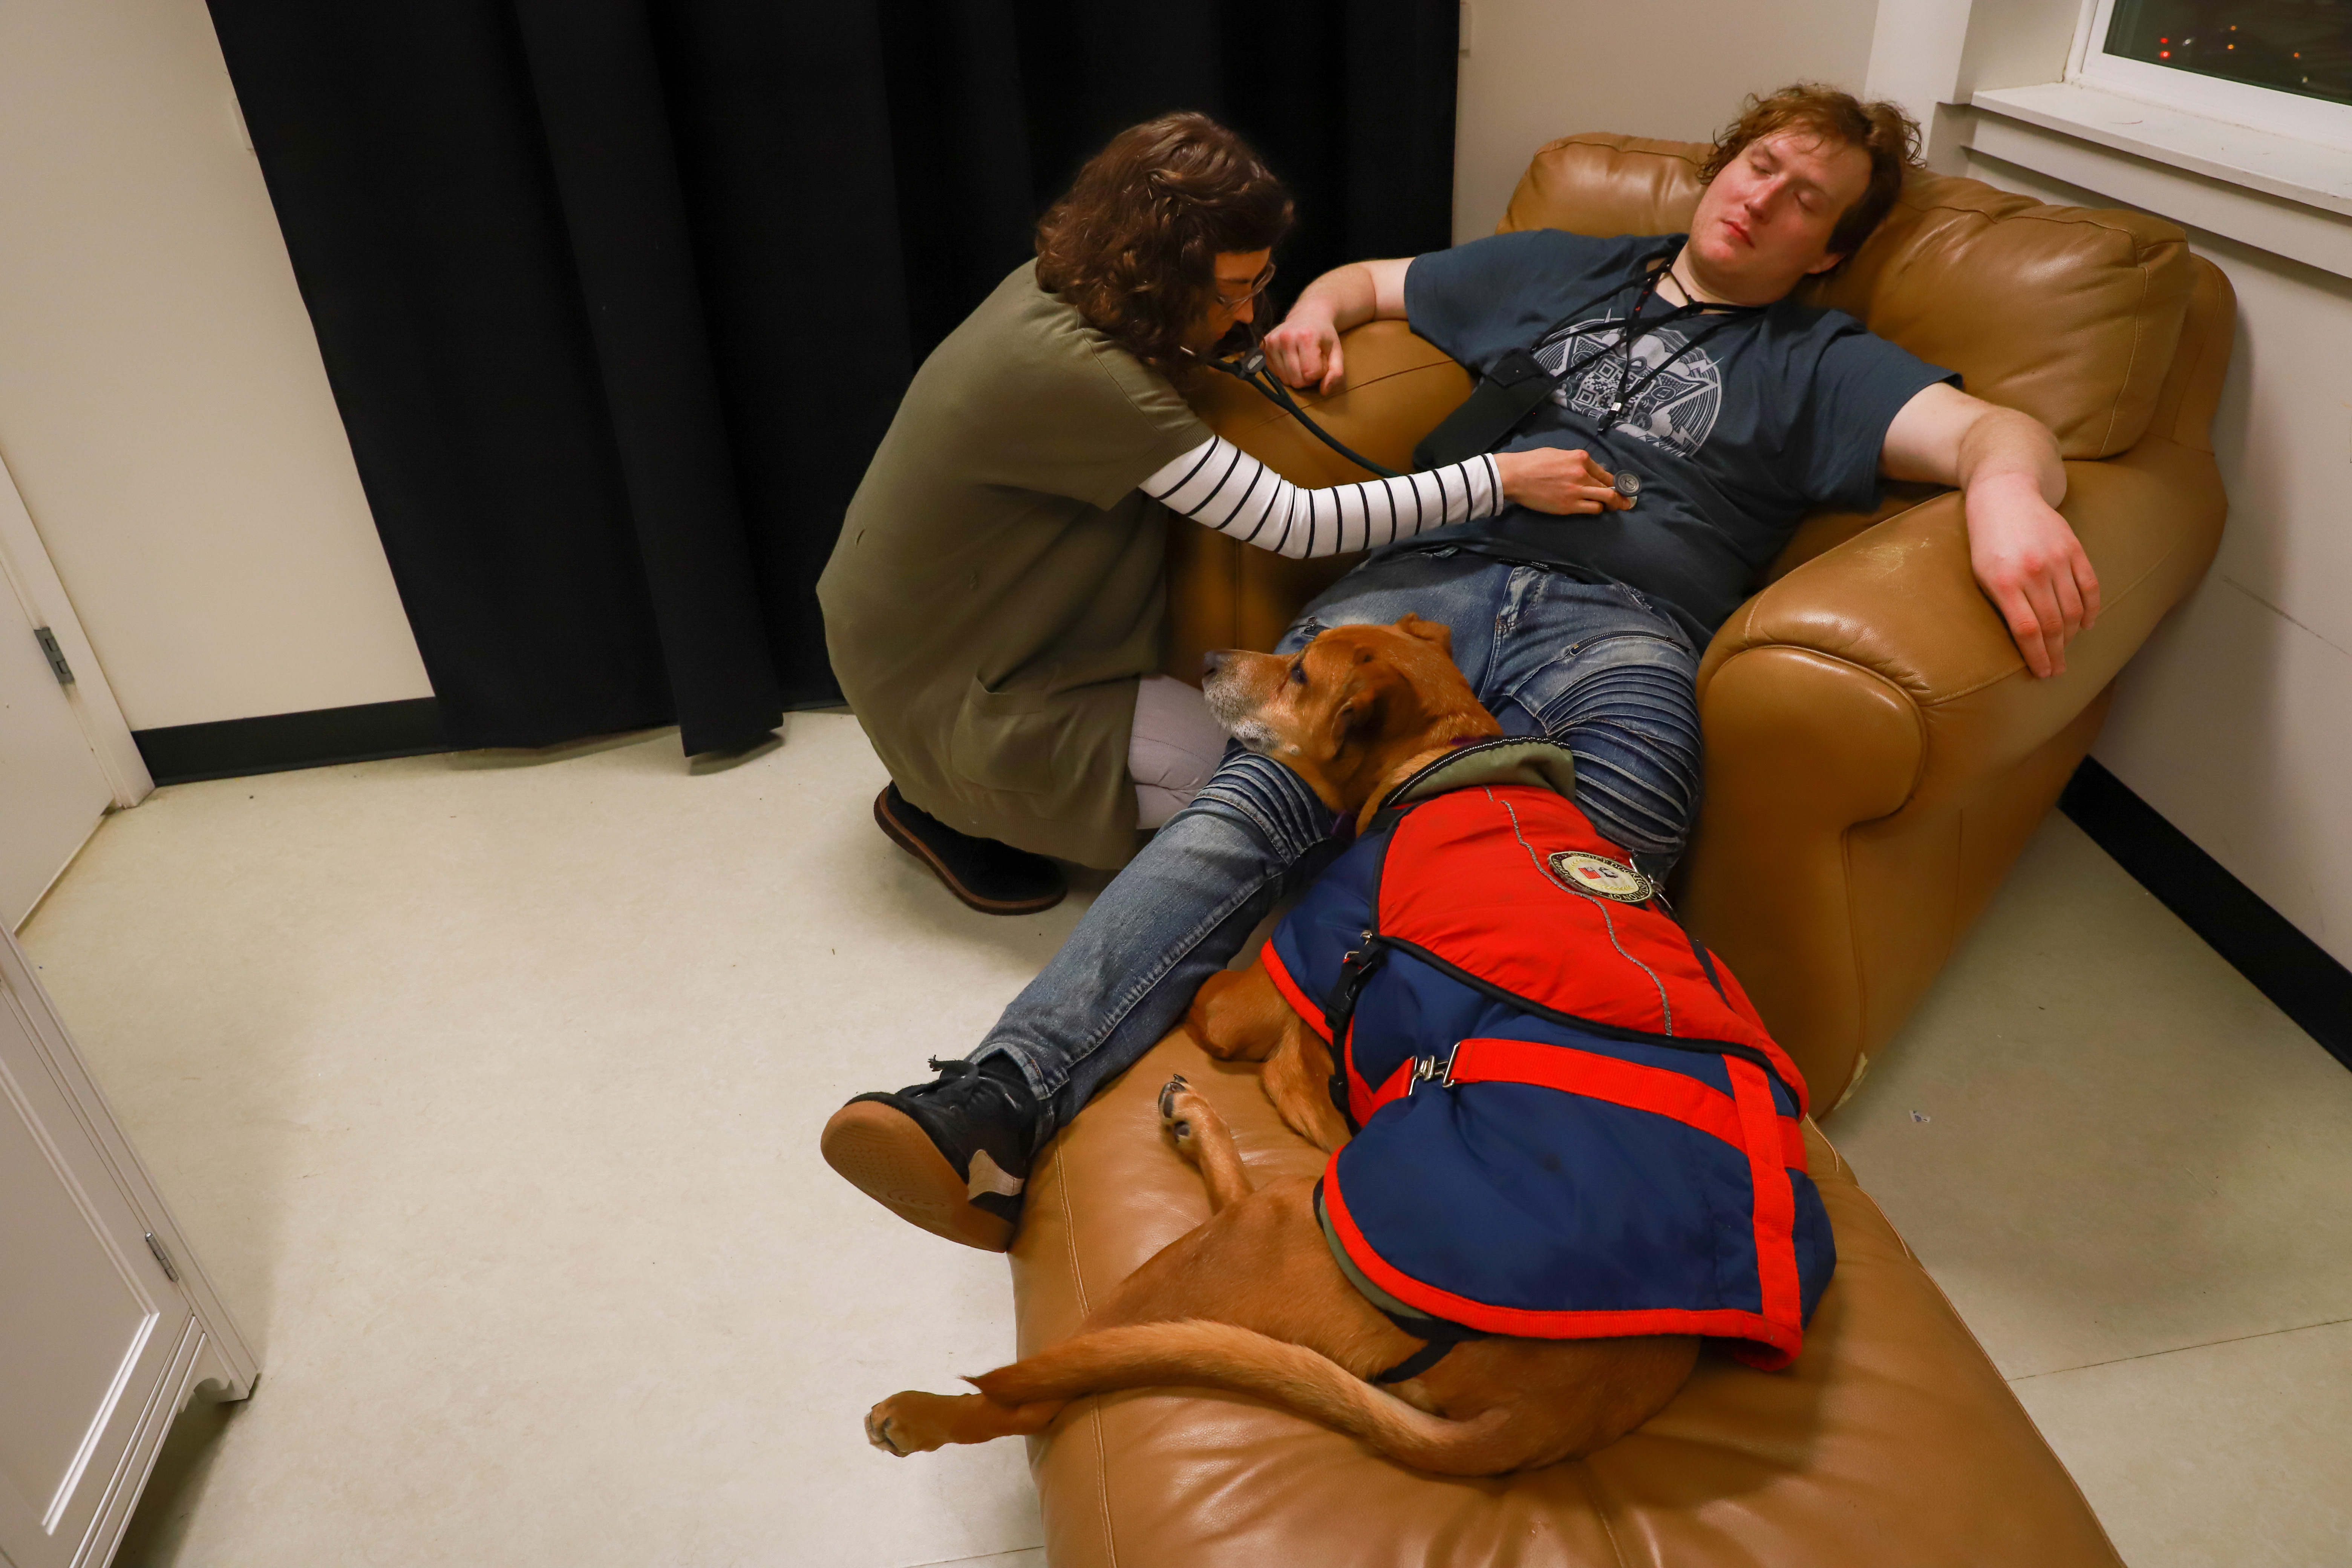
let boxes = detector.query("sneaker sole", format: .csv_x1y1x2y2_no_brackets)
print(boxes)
821,1099,1017,1253
874,791,1066,916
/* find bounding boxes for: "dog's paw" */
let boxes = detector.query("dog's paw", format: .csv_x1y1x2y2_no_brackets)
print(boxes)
865,1393,944,1457
1158,1075,1228,1163
864,1404,905,1456
1156,1073,1189,1122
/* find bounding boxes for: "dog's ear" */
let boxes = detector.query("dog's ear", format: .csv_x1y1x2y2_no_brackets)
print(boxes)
1393,613,1453,658
1323,677,1383,759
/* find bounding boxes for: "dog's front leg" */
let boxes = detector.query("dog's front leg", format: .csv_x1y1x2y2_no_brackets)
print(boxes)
1158,1075,1254,1211
1182,964,1292,1062
1263,1027,1352,1151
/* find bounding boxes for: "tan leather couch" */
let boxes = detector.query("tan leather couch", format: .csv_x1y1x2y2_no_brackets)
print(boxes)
998,135,2230,1566
1168,134,2233,1109
1014,1043,2123,1567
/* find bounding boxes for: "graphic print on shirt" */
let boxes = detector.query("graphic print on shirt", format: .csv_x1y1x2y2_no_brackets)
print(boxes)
1536,317,1724,457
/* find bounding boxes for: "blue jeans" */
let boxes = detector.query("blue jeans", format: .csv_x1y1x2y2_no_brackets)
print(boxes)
975,553,1703,1141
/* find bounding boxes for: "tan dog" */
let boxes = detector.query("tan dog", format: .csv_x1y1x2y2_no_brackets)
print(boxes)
861,617,1700,1475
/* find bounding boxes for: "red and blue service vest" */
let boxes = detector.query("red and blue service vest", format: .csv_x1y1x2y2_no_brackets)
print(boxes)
1263,745,1834,1370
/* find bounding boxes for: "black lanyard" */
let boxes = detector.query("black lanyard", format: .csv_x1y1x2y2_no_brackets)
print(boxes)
1536,245,1763,422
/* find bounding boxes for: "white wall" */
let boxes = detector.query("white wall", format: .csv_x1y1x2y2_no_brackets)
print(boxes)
1452,0,1885,241
1864,0,2080,166
0,0,429,732
1965,153,2352,969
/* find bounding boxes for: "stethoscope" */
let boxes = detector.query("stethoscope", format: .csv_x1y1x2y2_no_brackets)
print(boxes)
1191,324,1409,479
1196,240,1764,498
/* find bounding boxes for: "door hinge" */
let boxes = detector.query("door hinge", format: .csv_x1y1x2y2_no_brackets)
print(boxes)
144,1231,181,1282
34,626,74,686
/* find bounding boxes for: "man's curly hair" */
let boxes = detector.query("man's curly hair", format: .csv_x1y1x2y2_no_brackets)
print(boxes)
1704,84,1923,261
1035,112,1293,375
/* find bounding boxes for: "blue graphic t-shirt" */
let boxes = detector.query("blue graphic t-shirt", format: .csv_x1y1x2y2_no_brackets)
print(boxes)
1390,229,1957,641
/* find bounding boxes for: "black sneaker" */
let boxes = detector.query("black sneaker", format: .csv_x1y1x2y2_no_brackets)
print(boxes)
821,1057,1042,1251
874,785,1066,915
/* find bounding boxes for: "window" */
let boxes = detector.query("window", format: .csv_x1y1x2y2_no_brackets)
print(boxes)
2074,0,2352,145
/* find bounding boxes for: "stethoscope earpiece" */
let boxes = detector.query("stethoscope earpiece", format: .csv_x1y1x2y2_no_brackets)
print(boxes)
1198,325,1403,479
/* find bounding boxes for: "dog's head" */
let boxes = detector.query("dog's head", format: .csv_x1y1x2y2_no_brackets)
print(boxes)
1200,614,1503,822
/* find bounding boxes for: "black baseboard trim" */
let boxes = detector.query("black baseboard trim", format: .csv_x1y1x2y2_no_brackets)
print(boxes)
130,693,851,783
2061,758,2352,1073
134,698,448,785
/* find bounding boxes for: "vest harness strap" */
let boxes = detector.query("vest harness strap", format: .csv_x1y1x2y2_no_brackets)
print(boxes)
1366,1036,1811,1170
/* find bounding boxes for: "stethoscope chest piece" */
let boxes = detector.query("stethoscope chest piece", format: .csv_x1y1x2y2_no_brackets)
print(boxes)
1613,470,1642,499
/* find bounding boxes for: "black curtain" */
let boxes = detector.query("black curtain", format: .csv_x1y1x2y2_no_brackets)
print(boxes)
205,0,1458,757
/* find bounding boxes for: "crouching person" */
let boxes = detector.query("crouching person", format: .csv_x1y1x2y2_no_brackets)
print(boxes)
819,112,1614,914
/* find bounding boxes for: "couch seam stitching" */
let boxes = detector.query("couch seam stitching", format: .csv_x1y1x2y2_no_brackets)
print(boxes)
2100,246,2155,456
1054,1161,1116,1568
1090,1393,1117,1568
1571,1457,1636,1567
1059,1142,1091,1318
1900,201,2177,245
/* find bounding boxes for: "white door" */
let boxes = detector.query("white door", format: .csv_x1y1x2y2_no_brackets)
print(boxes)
0,921,254,1568
0,451,147,929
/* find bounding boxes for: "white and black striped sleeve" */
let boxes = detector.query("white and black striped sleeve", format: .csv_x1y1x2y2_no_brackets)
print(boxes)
1138,436,1503,560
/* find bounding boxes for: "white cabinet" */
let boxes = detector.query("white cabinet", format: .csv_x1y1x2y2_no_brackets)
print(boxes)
0,922,253,1568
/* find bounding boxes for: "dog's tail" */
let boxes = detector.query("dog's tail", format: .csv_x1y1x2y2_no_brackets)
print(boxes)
968,1319,1524,1476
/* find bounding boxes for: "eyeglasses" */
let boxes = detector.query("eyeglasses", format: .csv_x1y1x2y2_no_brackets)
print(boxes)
1214,261,1277,309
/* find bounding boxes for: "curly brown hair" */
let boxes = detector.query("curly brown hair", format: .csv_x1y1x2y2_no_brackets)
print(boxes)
1035,112,1294,374
1703,84,1922,262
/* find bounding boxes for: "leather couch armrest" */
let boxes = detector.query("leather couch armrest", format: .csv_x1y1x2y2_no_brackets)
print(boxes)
1184,319,1472,479
1698,437,2225,821
1680,438,2223,1100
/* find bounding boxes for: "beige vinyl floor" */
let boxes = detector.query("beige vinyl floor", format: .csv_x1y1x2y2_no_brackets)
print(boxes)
18,712,2352,1568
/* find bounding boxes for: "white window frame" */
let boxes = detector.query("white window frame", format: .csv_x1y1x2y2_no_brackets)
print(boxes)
2069,0,2352,150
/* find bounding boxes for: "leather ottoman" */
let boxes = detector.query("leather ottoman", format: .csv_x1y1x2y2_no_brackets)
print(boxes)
1009,1033,2121,1567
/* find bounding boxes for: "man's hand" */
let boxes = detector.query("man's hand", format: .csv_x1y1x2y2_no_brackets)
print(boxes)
1263,308,1345,394
1882,383,2098,678
1962,473,2101,679
1261,257,1413,394
1495,449,1634,516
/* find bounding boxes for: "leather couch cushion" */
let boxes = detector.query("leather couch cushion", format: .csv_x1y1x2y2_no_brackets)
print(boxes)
1495,133,2195,458
1015,1033,2122,1568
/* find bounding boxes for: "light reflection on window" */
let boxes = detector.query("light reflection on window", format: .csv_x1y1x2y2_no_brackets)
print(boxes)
2104,0,2352,107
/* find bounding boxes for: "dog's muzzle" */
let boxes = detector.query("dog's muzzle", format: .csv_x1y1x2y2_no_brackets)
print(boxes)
1200,655,1277,755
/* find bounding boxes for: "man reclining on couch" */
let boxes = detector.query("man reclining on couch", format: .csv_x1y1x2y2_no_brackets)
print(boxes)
821,83,2104,1252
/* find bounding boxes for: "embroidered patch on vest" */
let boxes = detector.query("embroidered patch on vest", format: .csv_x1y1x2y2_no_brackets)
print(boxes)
1548,850,1653,903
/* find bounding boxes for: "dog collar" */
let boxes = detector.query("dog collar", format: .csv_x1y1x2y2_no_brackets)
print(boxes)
1379,737,1580,813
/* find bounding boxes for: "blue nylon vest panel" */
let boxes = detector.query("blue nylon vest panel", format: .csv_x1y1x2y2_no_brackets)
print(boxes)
1270,801,1835,1355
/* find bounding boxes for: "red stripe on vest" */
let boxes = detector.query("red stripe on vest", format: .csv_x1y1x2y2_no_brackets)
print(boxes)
1363,1055,1416,1129
1365,1037,1809,1171
1728,1057,1804,1370
1322,1153,1804,1359
1259,940,1329,1041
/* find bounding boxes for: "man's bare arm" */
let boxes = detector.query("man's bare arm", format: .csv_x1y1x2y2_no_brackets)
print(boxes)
1261,257,1413,394
1881,382,2100,678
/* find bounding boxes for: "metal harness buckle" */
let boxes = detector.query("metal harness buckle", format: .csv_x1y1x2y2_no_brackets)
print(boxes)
1410,1042,1464,1093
